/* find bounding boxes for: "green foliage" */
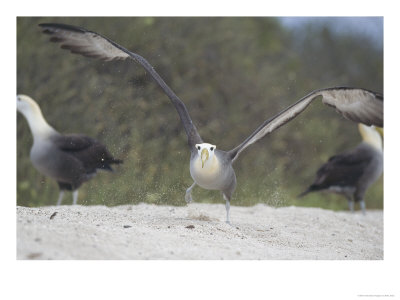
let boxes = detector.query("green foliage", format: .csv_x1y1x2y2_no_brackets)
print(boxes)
17,17,383,210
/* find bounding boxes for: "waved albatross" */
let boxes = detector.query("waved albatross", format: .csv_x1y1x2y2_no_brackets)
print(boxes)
39,23,383,223
17,94,123,205
298,124,383,214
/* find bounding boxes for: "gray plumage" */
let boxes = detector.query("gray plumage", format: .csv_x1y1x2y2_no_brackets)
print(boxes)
17,94,122,205
298,124,383,214
39,23,383,223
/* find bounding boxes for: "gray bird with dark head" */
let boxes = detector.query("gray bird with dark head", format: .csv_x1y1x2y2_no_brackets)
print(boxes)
39,23,383,223
17,94,123,205
298,124,383,214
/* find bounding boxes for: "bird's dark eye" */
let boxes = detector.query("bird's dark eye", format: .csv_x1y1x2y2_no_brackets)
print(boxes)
210,147,214,151
197,146,201,150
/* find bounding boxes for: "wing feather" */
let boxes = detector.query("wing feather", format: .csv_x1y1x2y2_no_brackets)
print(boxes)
320,87,383,127
41,23,129,61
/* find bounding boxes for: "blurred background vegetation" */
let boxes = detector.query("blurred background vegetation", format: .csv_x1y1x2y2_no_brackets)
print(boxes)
17,17,383,210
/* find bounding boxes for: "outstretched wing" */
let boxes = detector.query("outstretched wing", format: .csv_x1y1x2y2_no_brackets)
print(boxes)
229,87,383,163
39,23,203,149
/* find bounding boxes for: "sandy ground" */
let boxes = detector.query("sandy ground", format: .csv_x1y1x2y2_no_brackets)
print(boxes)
16,203,383,260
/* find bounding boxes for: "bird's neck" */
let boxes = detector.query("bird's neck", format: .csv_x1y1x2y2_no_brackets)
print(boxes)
364,136,383,152
359,126,382,152
20,108,58,142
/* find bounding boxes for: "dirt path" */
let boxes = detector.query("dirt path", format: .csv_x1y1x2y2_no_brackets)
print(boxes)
16,203,383,260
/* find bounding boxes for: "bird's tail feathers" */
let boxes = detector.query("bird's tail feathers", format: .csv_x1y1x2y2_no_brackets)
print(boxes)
297,190,309,198
297,184,325,198
110,158,123,165
297,186,314,198
99,158,123,172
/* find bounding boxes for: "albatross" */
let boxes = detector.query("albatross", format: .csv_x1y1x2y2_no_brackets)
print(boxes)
17,94,123,205
298,124,383,214
39,23,383,223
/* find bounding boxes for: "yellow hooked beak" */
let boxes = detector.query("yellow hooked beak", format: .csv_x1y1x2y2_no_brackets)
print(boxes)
201,148,209,168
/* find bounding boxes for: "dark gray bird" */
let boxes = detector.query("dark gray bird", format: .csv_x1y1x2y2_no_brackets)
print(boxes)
298,124,383,214
39,23,383,223
17,94,123,205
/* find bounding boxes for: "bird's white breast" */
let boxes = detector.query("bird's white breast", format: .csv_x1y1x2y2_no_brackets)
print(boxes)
30,139,57,178
190,155,222,190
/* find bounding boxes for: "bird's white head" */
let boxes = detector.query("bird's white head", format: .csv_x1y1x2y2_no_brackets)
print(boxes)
195,143,217,168
17,94,41,116
17,94,56,140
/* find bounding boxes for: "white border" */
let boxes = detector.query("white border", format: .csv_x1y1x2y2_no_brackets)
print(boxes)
3,1,399,299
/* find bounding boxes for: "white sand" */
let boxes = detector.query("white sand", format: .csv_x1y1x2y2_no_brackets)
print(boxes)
17,203,383,260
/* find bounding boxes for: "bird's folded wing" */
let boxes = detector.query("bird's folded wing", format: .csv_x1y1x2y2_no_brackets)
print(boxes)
315,149,373,186
51,134,95,151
